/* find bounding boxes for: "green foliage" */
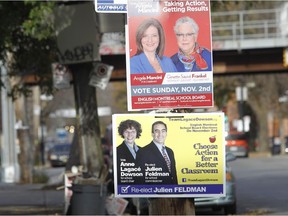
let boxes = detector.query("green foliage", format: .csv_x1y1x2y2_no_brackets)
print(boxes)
23,1,56,40
0,1,57,99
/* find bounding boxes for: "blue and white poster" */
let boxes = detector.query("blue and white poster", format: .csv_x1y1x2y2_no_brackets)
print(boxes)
95,0,127,13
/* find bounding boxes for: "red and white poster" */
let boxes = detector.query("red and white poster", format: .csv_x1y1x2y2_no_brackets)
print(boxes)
126,0,213,111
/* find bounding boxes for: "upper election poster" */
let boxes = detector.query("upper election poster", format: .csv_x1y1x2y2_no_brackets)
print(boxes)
126,0,213,111
113,112,225,198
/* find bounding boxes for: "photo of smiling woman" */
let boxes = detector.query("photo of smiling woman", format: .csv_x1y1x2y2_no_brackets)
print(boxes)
171,16,212,72
117,119,143,185
130,18,177,74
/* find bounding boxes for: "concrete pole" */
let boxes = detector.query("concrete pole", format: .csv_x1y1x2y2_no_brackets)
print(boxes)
0,61,20,183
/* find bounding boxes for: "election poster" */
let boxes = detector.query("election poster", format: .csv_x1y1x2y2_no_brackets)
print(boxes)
113,112,225,198
126,0,213,111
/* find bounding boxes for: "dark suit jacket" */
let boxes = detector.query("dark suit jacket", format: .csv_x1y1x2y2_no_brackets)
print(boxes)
136,141,178,184
117,141,141,184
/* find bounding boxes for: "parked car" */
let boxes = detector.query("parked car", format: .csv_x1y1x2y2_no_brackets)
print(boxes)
225,132,249,157
195,152,237,215
48,143,71,167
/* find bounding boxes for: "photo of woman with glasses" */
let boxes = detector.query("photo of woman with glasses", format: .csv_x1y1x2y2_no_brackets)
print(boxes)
130,18,177,74
171,16,212,72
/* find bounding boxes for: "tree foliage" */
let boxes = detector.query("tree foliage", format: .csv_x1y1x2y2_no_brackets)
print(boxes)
0,1,57,99
0,1,59,183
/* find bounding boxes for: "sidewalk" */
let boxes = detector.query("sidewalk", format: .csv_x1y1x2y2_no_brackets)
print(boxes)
249,151,271,158
0,183,64,215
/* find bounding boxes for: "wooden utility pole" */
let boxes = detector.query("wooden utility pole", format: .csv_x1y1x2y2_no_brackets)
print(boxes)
69,62,104,177
149,198,195,215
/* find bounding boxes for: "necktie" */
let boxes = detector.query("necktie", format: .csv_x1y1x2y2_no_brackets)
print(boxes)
131,144,137,159
133,144,137,153
162,146,171,172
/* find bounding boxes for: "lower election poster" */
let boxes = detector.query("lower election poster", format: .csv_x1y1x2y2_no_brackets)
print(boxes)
112,112,225,198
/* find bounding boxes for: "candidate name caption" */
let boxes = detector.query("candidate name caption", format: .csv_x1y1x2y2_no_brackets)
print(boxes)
132,0,208,13
119,160,143,183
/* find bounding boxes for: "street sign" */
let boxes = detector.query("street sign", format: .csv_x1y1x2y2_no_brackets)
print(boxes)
52,63,71,90
54,2,101,64
95,0,127,13
89,63,114,90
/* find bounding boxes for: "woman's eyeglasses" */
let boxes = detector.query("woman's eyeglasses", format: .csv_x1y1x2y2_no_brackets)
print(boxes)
176,33,195,39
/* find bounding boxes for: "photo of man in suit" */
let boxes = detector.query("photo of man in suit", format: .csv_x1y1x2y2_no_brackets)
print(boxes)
136,121,178,185
117,119,142,185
